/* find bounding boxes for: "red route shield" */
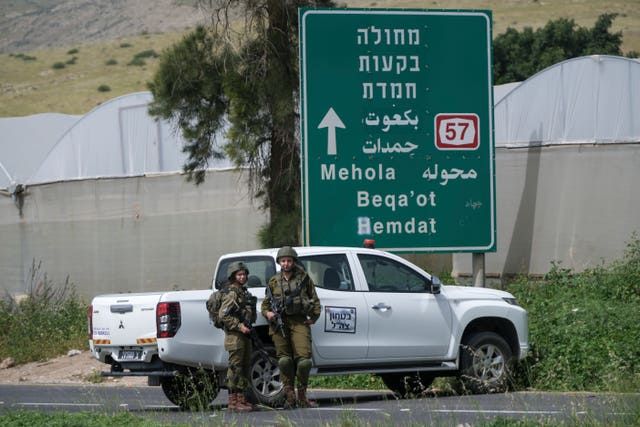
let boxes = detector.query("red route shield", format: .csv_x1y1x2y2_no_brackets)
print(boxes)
434,113,480,150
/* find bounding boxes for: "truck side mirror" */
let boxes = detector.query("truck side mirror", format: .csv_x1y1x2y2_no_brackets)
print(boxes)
430,277,441,294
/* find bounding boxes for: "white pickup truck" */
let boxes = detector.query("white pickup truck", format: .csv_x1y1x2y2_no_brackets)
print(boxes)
89,246,528,409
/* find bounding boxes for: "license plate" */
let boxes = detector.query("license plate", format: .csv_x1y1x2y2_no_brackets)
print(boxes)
118,350,143,361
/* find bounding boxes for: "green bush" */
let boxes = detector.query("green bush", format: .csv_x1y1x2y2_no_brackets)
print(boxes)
507,233,640,392
133,49,159,59
119,42,132,48
105,58,118,66
0,261,88,364
51,62,66,69
97,84,111,92
127,57,146,66
12,53,36,61
66,48,79,55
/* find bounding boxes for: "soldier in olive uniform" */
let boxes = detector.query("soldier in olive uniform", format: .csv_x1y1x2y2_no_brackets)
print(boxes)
219,261,257,412
261,246,321,408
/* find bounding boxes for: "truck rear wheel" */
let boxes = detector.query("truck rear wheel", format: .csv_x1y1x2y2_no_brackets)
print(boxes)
459,331,513,394
247,345,285,407
160,367,219,410
379,372,434,398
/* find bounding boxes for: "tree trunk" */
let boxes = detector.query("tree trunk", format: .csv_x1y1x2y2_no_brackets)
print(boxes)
265,0,301,246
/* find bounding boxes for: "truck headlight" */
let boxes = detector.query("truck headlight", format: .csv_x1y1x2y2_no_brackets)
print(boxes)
503,297,519,306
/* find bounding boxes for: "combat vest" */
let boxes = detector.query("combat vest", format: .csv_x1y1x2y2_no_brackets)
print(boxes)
271,268,314,317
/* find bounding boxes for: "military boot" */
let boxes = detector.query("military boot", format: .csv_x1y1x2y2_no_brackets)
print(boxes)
228,393,252,412
283,385,296,408
296,386,318,408
235,393,254,411
227,392,238,411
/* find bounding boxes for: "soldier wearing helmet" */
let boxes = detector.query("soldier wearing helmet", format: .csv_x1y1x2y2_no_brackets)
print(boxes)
261,246,321,408
219,261,257,411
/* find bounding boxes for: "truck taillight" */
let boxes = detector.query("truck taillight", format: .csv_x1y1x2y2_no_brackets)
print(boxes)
88,305,93,340
157,302,181,338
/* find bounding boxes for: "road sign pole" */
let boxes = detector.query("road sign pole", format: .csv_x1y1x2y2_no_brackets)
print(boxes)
472,252,485,287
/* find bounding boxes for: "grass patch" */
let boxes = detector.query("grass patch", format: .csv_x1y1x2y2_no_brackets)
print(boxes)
0,411,181,427
309,373,385,390
0,261,88,364
507,233,640,392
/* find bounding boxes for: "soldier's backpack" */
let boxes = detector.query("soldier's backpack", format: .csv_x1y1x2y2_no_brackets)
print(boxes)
206,287,229,329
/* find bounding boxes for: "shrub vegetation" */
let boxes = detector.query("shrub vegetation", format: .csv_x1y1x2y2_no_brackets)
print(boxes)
0,261,87,364
508,233,640,392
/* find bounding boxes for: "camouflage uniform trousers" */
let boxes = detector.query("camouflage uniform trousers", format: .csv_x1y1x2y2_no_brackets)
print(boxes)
270,315,313,387
224,330,252,392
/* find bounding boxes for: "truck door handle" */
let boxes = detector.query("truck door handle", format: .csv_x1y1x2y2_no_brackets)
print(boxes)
371,303,391,311
110,304,133,313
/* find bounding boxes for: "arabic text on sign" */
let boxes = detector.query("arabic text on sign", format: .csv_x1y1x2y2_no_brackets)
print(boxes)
362,139,418,154
422,164,478,186
364,110,419,132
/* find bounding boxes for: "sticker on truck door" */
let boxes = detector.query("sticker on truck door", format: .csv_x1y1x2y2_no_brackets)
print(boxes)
324,306,356,333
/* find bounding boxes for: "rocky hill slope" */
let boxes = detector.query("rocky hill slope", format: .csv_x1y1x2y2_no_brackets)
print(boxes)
0,0,206,54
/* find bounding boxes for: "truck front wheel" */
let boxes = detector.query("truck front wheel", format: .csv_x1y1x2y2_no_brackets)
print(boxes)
247,345,285,407
459,331,513,393
160,367,219,410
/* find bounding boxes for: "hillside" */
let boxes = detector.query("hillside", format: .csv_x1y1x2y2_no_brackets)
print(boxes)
1,0,638,117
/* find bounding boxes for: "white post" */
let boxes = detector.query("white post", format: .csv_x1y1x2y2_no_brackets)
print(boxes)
472,253,486,287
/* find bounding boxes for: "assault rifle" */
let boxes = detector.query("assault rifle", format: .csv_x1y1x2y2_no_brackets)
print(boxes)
241,319,271,362
234,298,271,362
264,284,286,337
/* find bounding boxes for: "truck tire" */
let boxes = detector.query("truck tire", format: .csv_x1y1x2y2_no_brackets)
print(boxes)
459,331,513,394
160,367,219,410
379,372,434,398
247,345,285,407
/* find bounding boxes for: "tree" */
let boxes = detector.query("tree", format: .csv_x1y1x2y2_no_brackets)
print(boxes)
493,13,625,84
148,0,335,247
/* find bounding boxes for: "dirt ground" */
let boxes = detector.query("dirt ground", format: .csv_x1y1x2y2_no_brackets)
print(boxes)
0,351,147,387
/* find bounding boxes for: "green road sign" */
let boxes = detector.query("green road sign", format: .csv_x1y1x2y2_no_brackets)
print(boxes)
299,8,496,252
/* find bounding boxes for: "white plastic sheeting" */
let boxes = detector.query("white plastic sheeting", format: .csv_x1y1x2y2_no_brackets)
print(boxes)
495,55,640,147
454,55,640,280
0,92,232,191
28,92,232,184
0,113,80,190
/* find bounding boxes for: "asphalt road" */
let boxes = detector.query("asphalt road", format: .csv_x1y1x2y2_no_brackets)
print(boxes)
0,385,638,426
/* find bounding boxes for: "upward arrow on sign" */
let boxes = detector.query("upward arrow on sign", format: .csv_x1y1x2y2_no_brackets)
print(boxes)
317,107,345,155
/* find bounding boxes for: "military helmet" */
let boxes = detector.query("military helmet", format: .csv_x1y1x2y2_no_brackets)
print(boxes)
276,246,298,262
227,261,249,281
